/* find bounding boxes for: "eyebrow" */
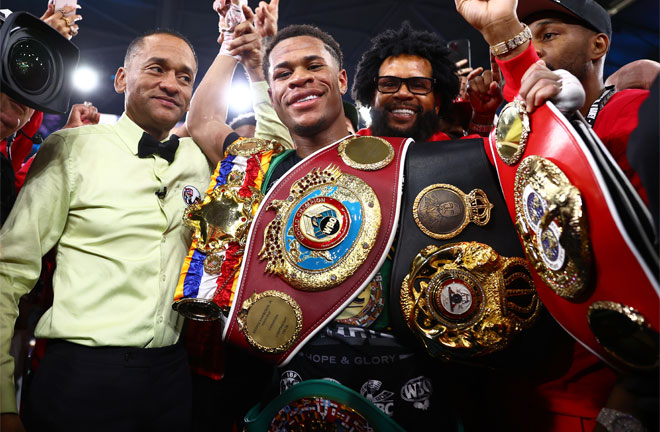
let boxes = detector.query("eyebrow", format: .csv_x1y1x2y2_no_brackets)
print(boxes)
273,55,326,71
144,56,195,76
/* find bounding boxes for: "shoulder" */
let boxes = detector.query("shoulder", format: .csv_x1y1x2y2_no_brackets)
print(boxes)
45,123,118,150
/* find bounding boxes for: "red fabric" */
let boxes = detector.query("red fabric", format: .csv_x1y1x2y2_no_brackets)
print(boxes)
496,44,649,203
496,44,541,102
0,111,43,190
495,44,654,429
593,89,649,203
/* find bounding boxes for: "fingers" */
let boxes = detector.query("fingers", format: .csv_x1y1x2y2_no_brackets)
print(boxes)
233,17,255,38
466,66,484,82
242,3,255,22
489,52,502,83
228,31,260,54
40,3,56,20
519,60,562,111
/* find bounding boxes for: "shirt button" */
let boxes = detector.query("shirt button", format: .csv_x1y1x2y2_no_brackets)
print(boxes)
161,237,166,244
158,316,164,323
161,274,166,282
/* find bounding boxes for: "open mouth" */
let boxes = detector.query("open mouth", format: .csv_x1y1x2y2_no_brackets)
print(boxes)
289,91,323,107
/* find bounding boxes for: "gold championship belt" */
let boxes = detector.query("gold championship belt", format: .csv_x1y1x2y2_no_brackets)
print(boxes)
390,139,543,363
223,136,412,365
491,100,659,371
173,139,283,320
400,242,538,360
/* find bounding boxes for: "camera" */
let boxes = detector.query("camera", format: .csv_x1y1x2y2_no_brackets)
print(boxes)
0,11,79,114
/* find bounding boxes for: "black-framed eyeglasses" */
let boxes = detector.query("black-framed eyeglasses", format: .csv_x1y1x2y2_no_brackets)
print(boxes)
375,76,435,95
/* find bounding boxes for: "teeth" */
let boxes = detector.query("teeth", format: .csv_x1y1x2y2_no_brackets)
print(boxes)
392,109,415,115
295,95,319,103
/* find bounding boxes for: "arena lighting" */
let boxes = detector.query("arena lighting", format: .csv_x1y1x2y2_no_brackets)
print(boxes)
358,106,372,127
72,65,99,92
229,80,252,112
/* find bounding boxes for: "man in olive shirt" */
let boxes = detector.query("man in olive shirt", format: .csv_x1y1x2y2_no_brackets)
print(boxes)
0,30,211,431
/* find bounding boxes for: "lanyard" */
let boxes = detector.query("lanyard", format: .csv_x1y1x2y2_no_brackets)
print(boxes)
585,85,616,126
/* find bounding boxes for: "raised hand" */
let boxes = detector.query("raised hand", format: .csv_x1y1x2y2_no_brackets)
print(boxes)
454,0,523,48
41,4,82,39
63,102,101,129
228,6,264,80
467,54,503,116
254,0,279,38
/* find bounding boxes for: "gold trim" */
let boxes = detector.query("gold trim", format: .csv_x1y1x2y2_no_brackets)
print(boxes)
259,165,381,291
183,172,263,254
226,137,284,157
514,156,593,300
237,290,303,354
400,242,540,360
338,136,395,171
412,183,493,240
495,100,530,166
587,301,659,370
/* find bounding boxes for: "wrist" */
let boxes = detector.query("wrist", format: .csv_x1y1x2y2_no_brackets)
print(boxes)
481,18,525,46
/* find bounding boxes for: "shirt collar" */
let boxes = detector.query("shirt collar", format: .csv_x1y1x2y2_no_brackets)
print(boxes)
115,113,174,155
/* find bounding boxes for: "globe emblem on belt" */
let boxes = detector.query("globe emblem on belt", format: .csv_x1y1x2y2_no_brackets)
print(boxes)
292,196,350,250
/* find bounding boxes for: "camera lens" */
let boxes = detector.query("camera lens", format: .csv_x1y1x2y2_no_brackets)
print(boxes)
8,39,52,93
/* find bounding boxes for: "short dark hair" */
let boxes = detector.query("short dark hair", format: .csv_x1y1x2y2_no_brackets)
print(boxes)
229,112,256,129
124,29,198,68
351,22,459,118
262,24,343,83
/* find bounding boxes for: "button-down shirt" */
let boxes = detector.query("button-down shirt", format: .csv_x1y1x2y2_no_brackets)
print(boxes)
0,114,212,412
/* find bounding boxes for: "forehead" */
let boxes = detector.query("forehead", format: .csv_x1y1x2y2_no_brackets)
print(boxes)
526,11,591,33
269,35,336,70
378,54,432,77
131,34,197,71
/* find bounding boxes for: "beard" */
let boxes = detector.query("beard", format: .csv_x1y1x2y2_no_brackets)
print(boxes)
370,105,441,142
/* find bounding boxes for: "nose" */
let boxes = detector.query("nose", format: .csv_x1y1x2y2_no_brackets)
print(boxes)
394,81,414,99
288,67,313,87
159,71,179,94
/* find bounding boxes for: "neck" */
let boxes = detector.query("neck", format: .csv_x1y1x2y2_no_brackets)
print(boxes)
293,122,349,159
125,111,170,141
579,74,606,117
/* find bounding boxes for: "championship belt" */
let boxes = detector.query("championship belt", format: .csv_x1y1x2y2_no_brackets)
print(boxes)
173,138,283,320
223,135,411,365
244,379,405,431
391,139,541,362
491,100,659,371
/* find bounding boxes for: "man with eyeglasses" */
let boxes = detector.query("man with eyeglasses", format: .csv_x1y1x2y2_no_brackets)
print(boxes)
352,22,466,141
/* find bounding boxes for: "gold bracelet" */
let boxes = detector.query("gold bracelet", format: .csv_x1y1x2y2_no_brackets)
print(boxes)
490,24,532,56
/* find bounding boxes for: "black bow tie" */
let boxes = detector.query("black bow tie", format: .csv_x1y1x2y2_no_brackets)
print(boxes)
137,132,180,163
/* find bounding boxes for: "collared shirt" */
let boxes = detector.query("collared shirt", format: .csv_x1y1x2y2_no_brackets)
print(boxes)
250,80,294,149
0,114,212,412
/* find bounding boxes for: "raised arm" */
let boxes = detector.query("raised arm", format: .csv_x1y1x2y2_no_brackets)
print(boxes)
187,1,252,165
246,0,293,148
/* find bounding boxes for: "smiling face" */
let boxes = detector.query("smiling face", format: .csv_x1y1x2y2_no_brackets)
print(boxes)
114,33,196,140
0,93,35,140
372,54,438,136
267,35,348,140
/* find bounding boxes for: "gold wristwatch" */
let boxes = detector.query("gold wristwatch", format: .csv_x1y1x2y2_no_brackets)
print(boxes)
490,24,532,56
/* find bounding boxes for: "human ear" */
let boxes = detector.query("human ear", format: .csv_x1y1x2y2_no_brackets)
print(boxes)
114,67,127,94
591,33,609,61
338,69,348,95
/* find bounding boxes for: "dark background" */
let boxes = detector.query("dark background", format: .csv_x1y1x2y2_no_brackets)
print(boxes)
5,0,659,123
